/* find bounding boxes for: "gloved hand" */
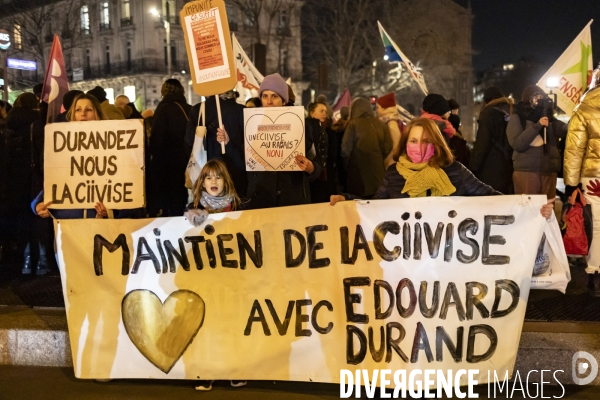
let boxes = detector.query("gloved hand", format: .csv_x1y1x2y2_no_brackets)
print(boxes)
184,209,209,227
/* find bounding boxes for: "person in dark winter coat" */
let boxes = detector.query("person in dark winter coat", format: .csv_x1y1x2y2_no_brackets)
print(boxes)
185,90,248,197
244,73,322,209
470,86,514,194
148,79,192,216
306,102,338,202
0,93,43,274
341,97,393,198
507,85,568,199
334,118,498,201
331,118,555,221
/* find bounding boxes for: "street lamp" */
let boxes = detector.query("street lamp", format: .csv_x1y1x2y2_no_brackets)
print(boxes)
150,6,171,78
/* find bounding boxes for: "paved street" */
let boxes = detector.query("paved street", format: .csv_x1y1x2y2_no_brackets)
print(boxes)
3,366,600,399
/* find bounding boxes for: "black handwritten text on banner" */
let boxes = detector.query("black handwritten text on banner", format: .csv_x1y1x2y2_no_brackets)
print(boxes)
56,196,546,383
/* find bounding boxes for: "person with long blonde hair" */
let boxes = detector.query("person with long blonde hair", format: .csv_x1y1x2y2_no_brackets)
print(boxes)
331,118,554,219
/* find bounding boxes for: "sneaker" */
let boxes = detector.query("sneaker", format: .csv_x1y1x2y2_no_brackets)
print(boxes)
230,380,247,388
22,256,33,275
195,380,214,391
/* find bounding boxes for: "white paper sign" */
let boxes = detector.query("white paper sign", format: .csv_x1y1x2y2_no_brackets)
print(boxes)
184,6,231,84
244,106,306,171
43,119,145,209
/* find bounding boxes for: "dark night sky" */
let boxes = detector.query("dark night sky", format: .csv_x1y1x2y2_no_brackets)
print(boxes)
453,0,600,72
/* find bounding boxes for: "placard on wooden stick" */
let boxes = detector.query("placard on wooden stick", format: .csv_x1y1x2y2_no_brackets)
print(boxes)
180,0,237,97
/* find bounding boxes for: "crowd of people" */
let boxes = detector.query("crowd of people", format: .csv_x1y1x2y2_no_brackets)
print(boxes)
4,68,598,298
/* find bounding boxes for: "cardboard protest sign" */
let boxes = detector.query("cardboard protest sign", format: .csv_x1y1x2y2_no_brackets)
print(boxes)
180,0,237,97
56,195,547,385
244,106,305,171
44,119,145,209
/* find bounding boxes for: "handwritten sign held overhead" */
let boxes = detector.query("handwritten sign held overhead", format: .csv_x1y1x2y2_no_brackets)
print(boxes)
180,0,237,97
244,106,306,172
43,119,145,209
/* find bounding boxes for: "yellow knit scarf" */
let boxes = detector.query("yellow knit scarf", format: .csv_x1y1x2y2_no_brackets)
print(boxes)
396,155,456,197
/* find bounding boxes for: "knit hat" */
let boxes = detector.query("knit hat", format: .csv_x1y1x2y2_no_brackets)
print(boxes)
521,85,545,102
422,94,450,116
448,114,461,131
63,90,84,110
259,73,289,103
377,92,396,109
448,98,460,111
483,86,504,103
87,86,107,103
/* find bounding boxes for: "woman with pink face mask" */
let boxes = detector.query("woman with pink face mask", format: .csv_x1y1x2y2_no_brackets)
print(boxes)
331,118,555,219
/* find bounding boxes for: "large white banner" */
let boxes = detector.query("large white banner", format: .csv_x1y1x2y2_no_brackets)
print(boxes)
44,119,145,209
244,106,306,171
56,196,546,384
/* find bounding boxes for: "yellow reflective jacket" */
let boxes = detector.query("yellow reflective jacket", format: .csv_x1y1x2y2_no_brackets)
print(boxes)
564,88,600,186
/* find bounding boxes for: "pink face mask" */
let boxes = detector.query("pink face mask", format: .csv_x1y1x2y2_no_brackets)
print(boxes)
406,143,435,163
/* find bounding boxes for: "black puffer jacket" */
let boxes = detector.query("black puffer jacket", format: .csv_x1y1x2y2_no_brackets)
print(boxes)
372,161,500,199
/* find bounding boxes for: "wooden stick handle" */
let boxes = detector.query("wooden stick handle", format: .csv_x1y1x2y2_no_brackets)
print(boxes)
216,95,225,154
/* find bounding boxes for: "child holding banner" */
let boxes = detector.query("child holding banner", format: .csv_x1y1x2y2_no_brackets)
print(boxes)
184,160,241,227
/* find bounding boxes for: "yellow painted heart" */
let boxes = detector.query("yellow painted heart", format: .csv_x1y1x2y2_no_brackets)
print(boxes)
122,289,205,373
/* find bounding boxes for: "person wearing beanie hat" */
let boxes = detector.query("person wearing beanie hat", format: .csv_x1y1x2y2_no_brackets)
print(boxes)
87,86,124,120
521,85,545,103
54,90,84,122
507,83,567,200
376,92,396,110
420,94,456,139
259,73,289,105
241,74,322,208
376,92,404,168
470,86,514,193
448,98,460,115
422,94,451,118
483,87,504,104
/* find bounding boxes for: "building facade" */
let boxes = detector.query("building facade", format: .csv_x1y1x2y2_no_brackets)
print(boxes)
1,0,306,108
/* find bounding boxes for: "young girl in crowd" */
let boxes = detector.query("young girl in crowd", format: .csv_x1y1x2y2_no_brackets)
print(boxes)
185,159,241,227
185,159,245,391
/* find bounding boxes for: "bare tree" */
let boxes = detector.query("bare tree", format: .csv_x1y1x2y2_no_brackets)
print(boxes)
1,0,84,86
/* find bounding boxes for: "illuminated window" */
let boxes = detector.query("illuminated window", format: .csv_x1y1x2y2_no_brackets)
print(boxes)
122,0,130,19
14,24,21,49
81,6,90,33
503,64,514,71
100,2,110,30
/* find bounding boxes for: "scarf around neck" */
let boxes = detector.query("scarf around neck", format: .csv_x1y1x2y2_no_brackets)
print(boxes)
200,191,233,212
396,155,456,197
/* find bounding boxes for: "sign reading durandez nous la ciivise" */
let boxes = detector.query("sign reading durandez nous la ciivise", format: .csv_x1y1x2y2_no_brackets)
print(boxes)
44,119,145,209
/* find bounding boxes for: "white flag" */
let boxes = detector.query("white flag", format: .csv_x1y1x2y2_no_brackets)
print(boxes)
537,20,593,116
377,21,428,95
232,33,264,103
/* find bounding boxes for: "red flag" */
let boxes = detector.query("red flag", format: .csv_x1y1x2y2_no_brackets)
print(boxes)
41,35,70,123
333,89,351,111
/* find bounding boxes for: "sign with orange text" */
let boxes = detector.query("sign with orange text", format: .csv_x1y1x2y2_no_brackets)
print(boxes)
43,120,145,209
56,196,547,386
180,0,237,96
244,106,306,171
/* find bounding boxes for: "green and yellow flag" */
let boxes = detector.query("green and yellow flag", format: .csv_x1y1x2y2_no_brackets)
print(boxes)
537,20,593,116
